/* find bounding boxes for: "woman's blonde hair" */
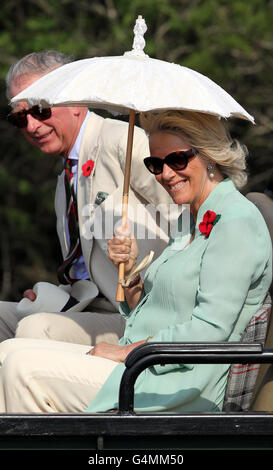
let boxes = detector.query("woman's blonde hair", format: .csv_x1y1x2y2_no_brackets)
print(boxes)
140,110,248,188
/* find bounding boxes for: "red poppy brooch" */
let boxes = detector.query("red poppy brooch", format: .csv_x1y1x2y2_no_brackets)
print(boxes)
82,159,94,177
199,210,221,238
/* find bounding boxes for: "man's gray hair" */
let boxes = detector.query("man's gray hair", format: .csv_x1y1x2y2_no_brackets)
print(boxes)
6,50,74,100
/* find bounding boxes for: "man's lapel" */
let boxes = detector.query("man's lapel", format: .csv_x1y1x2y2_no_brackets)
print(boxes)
77,112,104,275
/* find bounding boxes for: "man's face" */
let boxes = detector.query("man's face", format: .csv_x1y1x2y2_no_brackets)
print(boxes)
10,73,84,157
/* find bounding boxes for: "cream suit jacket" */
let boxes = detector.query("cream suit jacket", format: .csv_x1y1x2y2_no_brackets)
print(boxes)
55,112,173,311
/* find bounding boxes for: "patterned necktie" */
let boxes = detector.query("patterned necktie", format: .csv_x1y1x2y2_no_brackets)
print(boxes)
57,158,82,284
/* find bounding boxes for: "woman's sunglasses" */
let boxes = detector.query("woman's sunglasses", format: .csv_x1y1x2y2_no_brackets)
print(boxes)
7,105,52,128
144,149,198,175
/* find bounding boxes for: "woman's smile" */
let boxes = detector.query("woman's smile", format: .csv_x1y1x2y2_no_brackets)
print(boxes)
167,177,188,192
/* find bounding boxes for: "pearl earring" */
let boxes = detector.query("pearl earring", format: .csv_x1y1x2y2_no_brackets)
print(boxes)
207,163,215,179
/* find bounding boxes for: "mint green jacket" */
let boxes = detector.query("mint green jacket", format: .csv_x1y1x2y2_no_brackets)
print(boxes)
86,179,272,413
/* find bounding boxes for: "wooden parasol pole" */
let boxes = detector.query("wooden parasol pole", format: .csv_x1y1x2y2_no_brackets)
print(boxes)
116,109,136,301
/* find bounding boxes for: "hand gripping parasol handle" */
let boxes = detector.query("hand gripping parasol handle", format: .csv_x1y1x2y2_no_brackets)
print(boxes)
116,110,136,302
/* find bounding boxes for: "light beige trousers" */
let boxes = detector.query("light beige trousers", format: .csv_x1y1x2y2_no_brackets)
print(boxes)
0,300,125,345
0,338,118,413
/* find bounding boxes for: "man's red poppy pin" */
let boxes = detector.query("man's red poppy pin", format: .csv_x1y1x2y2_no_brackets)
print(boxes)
82,159,95,177
199,210,221,238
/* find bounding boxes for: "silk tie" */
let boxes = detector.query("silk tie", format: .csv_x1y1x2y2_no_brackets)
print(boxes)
57,158,82,284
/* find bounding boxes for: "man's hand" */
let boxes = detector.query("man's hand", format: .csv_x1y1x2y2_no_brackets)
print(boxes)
23,289,37,301
88,340,145,363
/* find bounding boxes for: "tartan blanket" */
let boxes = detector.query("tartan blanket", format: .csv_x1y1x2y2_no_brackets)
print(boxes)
223,293,272,411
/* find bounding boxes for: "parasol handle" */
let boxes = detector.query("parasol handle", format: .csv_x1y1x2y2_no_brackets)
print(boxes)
116,110,136,302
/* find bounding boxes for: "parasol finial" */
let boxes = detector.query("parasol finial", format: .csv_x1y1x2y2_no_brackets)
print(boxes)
124,15,148,58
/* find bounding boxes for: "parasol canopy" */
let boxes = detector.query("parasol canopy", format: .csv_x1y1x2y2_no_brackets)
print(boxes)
11,26,254,123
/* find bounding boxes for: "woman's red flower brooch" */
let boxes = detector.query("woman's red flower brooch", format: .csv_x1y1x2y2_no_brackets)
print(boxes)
199,210,221,238
82,159,94,177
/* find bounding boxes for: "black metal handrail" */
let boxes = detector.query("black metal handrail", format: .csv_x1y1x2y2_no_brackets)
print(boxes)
118,342,273,414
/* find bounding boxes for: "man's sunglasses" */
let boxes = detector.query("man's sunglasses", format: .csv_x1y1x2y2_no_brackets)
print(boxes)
144,149,198,175
7,105,52,128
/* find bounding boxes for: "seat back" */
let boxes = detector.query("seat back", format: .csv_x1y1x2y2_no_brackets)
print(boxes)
245,192,273,409
246,192,273,295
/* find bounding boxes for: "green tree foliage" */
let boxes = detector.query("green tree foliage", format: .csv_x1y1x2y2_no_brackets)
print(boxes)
0,0,272,299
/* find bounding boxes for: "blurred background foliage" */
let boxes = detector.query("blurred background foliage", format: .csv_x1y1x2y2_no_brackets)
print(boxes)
0,0,272,300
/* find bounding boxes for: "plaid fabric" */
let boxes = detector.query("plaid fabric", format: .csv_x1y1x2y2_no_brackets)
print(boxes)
223,293,272,411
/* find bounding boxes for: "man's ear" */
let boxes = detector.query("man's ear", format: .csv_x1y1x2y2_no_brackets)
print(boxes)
71,106,82,116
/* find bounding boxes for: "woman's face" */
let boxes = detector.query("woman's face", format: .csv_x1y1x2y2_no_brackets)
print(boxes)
149,131,220,218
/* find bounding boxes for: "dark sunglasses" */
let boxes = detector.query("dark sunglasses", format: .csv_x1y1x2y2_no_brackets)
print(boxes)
144,149,198,175
7,105,52,128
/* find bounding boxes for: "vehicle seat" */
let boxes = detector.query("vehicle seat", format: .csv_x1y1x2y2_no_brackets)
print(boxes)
246,192,273,296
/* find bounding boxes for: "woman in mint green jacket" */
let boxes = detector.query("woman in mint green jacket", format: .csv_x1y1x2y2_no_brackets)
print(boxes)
0,110,271,413
86,110,272,414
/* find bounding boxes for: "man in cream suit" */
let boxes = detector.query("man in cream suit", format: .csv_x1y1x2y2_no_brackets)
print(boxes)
2,50,172,345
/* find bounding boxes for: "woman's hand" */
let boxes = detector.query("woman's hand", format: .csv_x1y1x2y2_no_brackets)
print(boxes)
88,340,145,363
108,223,139,277
108,222,143,310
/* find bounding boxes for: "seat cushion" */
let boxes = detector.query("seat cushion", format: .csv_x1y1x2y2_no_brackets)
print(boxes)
223,293,271,411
